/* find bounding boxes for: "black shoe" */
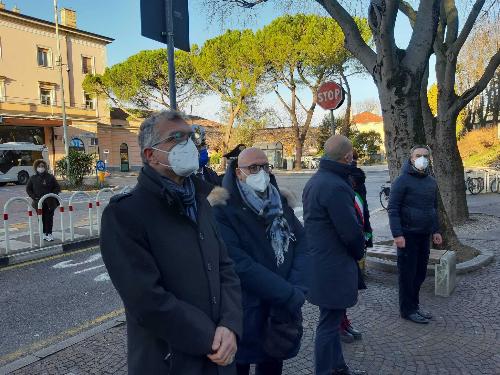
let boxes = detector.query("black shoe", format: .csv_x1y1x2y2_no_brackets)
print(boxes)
332,365,368,374
417,308,433,320
340,329,355,343
346,324,362,340
403,312,429,324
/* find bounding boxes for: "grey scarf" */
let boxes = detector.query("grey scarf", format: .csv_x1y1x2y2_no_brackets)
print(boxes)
237,181,295,266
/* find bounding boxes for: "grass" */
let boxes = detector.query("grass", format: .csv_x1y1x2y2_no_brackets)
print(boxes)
459,126,500,167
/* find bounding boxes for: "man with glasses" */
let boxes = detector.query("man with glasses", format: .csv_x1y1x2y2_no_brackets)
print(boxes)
212,148,308,375
100,110,242,375
388,145,442,324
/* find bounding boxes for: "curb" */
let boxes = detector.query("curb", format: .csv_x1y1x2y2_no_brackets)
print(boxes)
0,316,125,375
366,248,495,276
0,237,99,268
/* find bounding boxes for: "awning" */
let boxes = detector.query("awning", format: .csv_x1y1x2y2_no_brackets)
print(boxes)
0,117,71,127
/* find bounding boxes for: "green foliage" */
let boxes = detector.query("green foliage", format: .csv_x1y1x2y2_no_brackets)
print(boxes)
234,117,265,146
427,83,466,138
316,114,344,152
193,30,265,111
209,151,222,166
349,130,383,161
82,49,201,110
56,150,96,187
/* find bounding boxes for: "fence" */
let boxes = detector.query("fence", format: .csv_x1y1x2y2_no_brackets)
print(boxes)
1,186,133,256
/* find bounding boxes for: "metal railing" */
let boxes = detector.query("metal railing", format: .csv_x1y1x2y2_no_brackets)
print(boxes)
3,197,35,254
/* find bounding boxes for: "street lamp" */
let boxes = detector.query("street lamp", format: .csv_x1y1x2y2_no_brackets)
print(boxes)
53,0,70,178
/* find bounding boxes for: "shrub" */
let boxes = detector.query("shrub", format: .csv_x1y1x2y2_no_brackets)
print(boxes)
56,150,96,187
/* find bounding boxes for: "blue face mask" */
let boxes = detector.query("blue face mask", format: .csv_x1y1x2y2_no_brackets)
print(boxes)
199,148,209,168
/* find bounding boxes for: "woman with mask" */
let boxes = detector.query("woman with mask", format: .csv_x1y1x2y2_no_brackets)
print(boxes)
26,159,61,242
212,147,309,375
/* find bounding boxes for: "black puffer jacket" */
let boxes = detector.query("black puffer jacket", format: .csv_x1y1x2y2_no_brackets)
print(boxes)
388,160,440,237
26,160,60,210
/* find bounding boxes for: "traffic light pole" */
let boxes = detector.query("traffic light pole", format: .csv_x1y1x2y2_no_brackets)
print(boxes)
164,0,177,110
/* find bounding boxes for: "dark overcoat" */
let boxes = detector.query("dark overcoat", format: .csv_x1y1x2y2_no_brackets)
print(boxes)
100,165,243,375
26,159,60,210
388,160,440,237
213,166,309,363
302,159,365,309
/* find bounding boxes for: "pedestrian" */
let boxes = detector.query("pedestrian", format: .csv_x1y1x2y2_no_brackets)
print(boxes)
213,147,308,375
339,150,373,344
192,124,223,187
302,135,367,375
100,110,243,375
26,159,60,242
388,145,442,324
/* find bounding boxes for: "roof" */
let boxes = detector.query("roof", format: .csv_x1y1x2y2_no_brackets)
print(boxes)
0,8,114,44
352,111,383,124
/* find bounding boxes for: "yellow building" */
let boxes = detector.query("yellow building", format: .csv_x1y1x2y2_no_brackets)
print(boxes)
352,111,386,155
0,4,113,169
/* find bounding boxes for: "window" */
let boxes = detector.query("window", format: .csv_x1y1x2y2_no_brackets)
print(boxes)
84,93,94,109
37,47,52,67
40,88,53,105
0,78,5,102
90,137,98,146
82,56,93,74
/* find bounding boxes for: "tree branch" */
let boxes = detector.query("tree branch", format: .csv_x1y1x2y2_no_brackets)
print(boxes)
315,0,376,71
274,89,292,115
403,0,441,73
451,0,486,57
443,0,459,46
399,1,417,27
452,49,500,115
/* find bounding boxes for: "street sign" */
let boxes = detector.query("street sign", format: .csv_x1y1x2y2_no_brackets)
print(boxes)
96,160,106,172
140,0,190,52
317,81,345,111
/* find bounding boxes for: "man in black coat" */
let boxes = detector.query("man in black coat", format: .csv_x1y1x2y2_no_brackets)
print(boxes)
302,135,366,375
192,124,223,187
100,110,243,375
213,148,308,375
388,145,442,324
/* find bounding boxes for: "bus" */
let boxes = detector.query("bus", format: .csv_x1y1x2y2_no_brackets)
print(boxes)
0,143,49,186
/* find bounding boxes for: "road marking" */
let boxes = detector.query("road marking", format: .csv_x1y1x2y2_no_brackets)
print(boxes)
73,264,105,274
94,272,110,282
52,253,102,269
0,308,124,366
0,247,98,272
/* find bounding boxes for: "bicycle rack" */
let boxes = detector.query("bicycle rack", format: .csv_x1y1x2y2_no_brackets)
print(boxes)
2,197,35,255
68,191,94,241
95,188,115,236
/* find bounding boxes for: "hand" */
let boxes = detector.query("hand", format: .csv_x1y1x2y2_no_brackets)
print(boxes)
432,233,443,246
394,236,406,249
207,326,237,367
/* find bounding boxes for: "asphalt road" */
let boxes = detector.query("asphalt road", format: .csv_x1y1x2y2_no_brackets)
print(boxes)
0,166,390,367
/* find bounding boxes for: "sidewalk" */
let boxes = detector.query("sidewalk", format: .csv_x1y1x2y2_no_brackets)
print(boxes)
4,197,500,374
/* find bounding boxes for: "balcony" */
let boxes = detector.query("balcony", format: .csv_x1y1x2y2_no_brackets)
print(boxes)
0,96,99,120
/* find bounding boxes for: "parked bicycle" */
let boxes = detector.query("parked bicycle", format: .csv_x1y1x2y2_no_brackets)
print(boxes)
465,170,484,195
488,164,500,193
379,181,391,210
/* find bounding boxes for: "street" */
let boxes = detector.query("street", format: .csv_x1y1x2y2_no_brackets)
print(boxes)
0,166,391,368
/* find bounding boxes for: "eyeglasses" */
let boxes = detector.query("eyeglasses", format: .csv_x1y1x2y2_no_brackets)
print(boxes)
152,131,195,147
239,163,273,174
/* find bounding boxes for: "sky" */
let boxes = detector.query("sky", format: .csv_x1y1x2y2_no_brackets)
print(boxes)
3,0,421,125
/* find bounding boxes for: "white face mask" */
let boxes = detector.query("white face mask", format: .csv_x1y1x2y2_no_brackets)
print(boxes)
414,156,429,171
153,139,199,177
37,167,46,174
243,169,270,193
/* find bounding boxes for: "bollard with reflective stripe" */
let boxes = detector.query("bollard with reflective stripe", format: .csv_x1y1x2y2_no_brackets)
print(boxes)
95,188,114,236
3,197,36,254
68,191,94,241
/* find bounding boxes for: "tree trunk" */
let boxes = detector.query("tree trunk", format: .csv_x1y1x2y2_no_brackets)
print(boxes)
432,117,470,224
340,71,352,136
221,109,237,170
294,141,303,170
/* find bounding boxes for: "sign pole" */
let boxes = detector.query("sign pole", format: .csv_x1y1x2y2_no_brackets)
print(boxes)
164,0,177,110
330,109,335,135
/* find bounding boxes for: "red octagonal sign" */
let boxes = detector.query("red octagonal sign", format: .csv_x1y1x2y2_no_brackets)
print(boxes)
317,81,345,110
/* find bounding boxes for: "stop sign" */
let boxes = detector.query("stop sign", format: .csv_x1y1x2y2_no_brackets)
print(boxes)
317,81,345,110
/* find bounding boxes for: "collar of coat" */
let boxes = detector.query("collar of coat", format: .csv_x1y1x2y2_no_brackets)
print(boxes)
319,158,352,180
209,162,297,209
138,165,212,207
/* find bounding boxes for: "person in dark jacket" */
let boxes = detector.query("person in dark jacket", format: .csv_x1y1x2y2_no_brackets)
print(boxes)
213,147,308,375
192,124,223,187
100,110,243,375
302,135,366,375
26,159,60,242
388,145,442,324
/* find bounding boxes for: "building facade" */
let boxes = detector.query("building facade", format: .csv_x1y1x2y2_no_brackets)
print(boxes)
0,4,113,169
